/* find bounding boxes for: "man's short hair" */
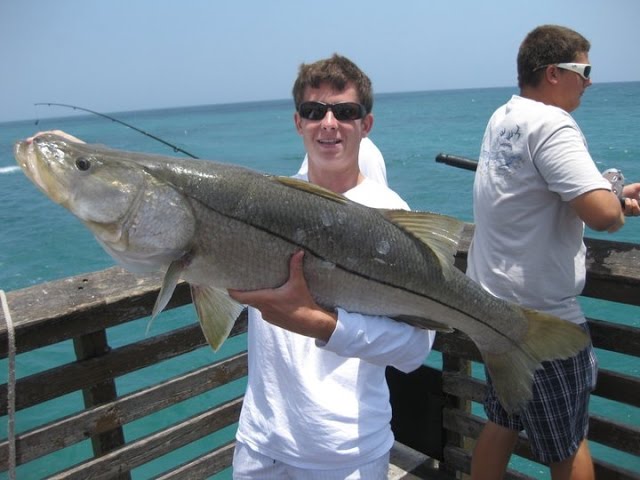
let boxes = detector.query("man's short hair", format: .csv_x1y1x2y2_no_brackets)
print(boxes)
292,53,373,113
517,25,591,88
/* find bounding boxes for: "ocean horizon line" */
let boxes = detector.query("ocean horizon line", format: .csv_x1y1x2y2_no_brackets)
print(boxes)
3,80,638,127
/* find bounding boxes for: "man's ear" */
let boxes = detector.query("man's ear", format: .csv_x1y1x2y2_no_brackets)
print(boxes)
294,112,304,135
361,113,374,136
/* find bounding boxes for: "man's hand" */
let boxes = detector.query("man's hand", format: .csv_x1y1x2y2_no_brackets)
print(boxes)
622,183,640,217
228,251,337,342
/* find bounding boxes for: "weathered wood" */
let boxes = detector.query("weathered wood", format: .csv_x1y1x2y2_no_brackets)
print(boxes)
46,397,243,480
0,268,192,357
0,353,247,469
0,316,248,415
0,229,637,479
443,445,535,480
154,441,236,479
593,369,640,407
73,329,128,475
589,414,640,457
439,353,472,477
589,317,640,357
443,408,640,480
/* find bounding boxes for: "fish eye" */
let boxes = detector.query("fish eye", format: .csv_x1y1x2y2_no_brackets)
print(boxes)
75,157,91,171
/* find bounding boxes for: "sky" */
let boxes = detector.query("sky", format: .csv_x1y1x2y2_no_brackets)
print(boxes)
2,0,639,123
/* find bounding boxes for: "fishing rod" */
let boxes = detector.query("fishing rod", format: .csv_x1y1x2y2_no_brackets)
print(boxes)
435,152,627,207
34,102,199,159
435,152,478,171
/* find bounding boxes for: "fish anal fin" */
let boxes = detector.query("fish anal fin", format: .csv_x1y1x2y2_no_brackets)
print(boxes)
382,210,465,280
191,285,245,351
273,176,349,204
483,309,589,414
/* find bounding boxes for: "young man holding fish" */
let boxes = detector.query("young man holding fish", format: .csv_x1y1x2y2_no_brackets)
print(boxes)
468,25,640,480
227,54,435,479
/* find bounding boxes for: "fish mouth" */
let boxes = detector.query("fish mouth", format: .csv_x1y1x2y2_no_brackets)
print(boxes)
14,139,69,205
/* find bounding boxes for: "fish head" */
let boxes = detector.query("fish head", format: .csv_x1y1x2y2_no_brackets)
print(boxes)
15,133,144,222
15,133,196,272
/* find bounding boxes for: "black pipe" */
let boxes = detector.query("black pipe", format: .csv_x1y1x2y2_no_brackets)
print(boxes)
435,153,478,171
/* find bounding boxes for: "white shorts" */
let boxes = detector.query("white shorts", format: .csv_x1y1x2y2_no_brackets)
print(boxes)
232,441,390,480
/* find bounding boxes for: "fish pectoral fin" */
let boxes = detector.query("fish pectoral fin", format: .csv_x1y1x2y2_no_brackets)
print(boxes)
153,260,184,317
482,309,590,414
382,210,465,280
393,315,454,332
273,176,349,204
147,260,185,335
191,285,245,351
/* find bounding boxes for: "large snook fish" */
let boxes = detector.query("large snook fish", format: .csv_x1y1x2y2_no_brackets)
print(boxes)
15,133,589,413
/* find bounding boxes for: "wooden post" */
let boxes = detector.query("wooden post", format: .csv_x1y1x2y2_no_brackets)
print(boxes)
73,330,131,480
441,353,473,479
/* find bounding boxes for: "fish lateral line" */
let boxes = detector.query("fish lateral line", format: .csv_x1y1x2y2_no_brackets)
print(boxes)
208,204,514,337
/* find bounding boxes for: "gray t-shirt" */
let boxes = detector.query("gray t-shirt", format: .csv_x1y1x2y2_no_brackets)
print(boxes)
467,95,611,323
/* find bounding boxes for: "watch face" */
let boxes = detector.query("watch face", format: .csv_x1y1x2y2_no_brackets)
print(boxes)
603,168,625,197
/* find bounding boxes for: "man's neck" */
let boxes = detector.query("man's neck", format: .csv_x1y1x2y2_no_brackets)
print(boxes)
308,169,364,194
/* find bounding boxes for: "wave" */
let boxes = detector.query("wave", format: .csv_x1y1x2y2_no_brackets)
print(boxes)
0,166,21,174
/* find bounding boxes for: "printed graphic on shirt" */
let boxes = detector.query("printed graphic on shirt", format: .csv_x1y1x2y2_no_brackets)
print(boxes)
481,124,525,178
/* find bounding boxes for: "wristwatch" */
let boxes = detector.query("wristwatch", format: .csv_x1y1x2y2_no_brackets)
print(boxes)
602,168,626,209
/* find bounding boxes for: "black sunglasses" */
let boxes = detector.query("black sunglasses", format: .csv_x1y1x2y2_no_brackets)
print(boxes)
298,101,367,121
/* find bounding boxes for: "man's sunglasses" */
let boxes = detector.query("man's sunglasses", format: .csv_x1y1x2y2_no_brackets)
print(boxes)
535,63,591,80
298,102,367,121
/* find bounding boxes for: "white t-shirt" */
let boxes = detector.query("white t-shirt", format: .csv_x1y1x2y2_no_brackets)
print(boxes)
235,177,434,469
298,137,388,185
467,95,611,323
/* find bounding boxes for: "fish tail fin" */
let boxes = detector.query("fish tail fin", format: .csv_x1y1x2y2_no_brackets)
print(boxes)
191,285,245,351
483,310,589,414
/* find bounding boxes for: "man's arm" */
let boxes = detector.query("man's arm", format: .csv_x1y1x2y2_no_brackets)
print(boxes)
571,183,640,233
228,250,337,342
228,250,434,371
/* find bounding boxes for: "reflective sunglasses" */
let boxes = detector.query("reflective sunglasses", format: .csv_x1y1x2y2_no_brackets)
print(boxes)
535,63,592,80
298,101,367,121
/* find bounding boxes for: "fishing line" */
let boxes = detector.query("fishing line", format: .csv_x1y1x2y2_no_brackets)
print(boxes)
34,103,199,159
1,290,16,480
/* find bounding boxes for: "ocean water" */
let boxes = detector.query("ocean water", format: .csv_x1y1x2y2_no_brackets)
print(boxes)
1,82,639,478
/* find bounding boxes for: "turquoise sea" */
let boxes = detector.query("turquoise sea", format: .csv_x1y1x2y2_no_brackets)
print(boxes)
1,82,639,478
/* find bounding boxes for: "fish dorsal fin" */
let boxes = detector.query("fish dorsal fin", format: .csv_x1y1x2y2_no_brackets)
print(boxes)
382,210,465,280
191,285,245,351
273,176,349,204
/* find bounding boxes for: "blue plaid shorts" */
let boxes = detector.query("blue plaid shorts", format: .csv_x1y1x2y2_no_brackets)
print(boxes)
484,323,598,464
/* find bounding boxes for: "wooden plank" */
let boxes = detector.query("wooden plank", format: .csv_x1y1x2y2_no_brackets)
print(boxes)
46,397,243,480
388,441,448,480
0,353,247,469
0,268,192,357
589,317,640,357
154,441,235,480
443,445,535,480
589,414,640,457
0,314,247,414
442,372,485,405
443,408,640,480
0,323,204,414
593,369,640,407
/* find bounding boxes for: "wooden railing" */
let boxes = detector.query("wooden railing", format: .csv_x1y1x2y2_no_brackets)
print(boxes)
1,225,639,479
